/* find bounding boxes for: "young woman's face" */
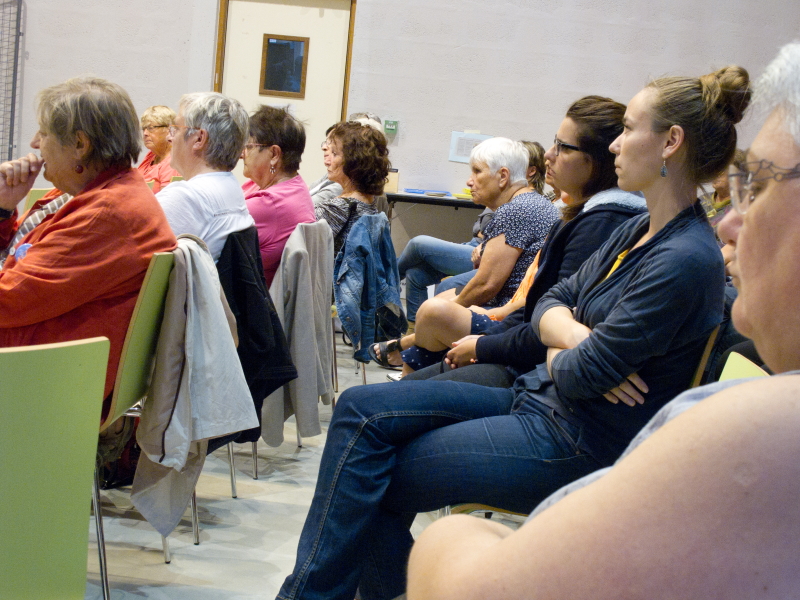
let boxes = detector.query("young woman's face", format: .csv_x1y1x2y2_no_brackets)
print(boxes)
543,118,593,201
609,88,667,193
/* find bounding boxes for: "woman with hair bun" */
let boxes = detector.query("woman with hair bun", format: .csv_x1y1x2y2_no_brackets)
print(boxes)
315,121,390,254
277,67,750,600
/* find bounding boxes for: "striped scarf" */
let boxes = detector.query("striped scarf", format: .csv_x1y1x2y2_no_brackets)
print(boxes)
0,192,72,268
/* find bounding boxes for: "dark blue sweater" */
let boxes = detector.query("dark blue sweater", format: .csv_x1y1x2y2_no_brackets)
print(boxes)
527,201,725,465
476,193,646,372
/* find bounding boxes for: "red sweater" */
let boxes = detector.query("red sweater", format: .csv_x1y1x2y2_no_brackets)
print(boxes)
0,166,177,398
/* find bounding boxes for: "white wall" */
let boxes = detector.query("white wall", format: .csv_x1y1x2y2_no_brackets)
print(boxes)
347,0,800,193
16,0,219,186
13,0,800,197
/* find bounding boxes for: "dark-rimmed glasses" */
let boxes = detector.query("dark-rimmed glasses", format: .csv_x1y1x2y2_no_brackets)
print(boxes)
728,160,800,214
142,125,169,133
553,136,584,156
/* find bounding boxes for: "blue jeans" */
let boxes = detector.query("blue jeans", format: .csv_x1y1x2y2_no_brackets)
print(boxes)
397,236,476,321
276,380,603,600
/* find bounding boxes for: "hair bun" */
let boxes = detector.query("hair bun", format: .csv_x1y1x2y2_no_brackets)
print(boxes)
700,65,752,124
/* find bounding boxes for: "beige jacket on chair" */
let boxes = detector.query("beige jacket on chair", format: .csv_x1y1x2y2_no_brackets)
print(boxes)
132,236,258,536
263,221,334,447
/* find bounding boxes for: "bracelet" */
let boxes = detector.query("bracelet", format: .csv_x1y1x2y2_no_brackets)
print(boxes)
0,207,13,220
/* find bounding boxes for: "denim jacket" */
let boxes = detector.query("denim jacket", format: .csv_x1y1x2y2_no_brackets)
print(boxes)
334,213,405,362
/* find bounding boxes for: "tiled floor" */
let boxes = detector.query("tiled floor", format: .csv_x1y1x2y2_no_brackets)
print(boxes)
84,346,436,599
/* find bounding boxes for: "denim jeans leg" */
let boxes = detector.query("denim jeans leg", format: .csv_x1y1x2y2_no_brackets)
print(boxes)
356,403,603,598
398,236,475,321
435,268,477,295
276,380,516,600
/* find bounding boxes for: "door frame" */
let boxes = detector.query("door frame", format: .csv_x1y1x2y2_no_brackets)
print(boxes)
213,0,357,121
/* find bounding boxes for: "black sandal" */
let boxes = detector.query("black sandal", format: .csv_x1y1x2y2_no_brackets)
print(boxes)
368,339,403,370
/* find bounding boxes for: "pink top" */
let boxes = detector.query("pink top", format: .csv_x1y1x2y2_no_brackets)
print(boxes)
244,175,315,288
137,151,180,193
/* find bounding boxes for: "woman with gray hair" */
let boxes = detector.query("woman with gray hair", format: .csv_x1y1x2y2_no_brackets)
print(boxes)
156,91,254,260
0,76,177,400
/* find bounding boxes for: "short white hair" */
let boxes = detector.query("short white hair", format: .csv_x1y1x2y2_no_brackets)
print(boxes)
470,137,529,185
752,41,800,145
179,92,249,171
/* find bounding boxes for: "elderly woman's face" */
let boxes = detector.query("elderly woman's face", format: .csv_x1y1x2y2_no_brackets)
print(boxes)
142,122,171,157
324,137,346,185
727,110,800,372
31,128,76,192
466,161,503,206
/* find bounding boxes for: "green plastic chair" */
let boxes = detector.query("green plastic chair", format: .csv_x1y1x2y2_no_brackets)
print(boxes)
93,251,178,600
718,351,769,381
0,337,110,600
24,187,54,212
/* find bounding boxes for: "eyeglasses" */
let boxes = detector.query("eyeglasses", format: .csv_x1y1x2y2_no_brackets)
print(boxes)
320,140,330,151
168,125,195,137
244,143,269,153
142,125,168,133
728,160,800,214
553,136,584,156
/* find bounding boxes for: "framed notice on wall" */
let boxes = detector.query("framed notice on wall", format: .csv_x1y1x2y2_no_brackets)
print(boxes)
260,34,309,99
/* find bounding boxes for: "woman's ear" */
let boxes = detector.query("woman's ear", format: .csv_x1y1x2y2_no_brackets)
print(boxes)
74,130,93,163
663,124,686,160
270,145,283,166
497,166,511,188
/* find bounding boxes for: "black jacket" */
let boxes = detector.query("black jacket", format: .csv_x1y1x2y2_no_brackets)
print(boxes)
475,192,646,373
216,226,297,443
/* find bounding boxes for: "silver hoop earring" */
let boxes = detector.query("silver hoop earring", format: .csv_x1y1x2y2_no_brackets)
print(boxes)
660,160,667,178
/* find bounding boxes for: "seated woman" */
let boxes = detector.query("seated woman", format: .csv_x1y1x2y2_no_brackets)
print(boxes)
398,141,546,325
375,97,647,375
137,105,180,192
276,65,747,600
0,77,177,402
407,47,800,600
240,105,315,287
314,121,390,255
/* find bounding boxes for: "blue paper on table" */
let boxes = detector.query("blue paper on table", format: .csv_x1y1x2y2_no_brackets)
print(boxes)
403,188,453,197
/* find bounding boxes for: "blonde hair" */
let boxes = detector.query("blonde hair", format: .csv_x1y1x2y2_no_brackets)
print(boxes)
519,140,546,194
140,105,176,128
647,65,751,184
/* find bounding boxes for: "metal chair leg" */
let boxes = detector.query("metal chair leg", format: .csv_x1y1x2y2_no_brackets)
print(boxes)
227,443,238,498
161,535,171,563
92,464,111,600
296,430,303,447
191,489,199,545
251,441,258,479
361,361,367,385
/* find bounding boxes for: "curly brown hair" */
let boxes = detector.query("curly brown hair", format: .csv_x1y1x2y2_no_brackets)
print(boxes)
328,121,390,196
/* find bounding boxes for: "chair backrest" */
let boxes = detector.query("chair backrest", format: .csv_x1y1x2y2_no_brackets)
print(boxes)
100,252,175,432
170,175,184,183
146,179,156,190
689,325,720,388
718,351,769,381
24,187,54,212
0,337,110,599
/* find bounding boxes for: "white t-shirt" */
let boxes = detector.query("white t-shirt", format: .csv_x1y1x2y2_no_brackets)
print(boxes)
156,171,255,261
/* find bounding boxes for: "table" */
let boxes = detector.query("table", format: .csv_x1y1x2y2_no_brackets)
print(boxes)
385,191,483,221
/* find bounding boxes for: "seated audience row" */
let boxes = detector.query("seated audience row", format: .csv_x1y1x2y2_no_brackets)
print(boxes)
408,41,800,600
277,64,748,600
385,96,648,376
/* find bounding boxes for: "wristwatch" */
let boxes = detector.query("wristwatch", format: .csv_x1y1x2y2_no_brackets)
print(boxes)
0,207,13,220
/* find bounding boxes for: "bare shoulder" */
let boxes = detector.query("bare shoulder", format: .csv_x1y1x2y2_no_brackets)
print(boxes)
472,376,800,600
